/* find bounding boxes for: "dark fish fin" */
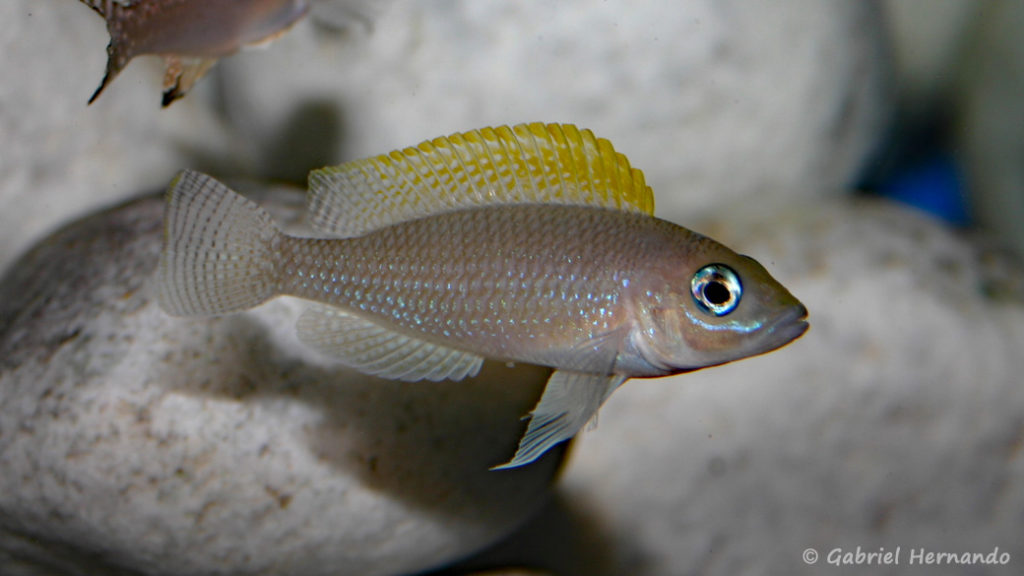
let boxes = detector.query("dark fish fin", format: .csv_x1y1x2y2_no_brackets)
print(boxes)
83,1,133,105
77,0,107,17
87,72,112,105
87,40,128,105
161,56,218,107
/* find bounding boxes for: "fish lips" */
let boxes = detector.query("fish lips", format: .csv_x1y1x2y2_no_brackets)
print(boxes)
766,304,810,347
653,303,809,375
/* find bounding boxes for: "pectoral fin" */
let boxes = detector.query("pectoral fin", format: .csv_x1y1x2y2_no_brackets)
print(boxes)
310,0,395,30
296,304,484,382
492,370,627,470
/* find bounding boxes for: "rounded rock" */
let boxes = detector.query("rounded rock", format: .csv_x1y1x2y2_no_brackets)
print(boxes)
219,0,890,221
0,190,562,576
469,199,1024,574
0,0,239,273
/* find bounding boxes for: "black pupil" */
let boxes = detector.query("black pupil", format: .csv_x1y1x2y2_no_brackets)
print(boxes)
703,281,732,305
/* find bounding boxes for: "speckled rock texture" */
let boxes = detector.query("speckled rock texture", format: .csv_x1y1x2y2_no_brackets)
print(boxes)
1,1,904,575
0,0,238,273
0,191,562,576
453,199,1024,575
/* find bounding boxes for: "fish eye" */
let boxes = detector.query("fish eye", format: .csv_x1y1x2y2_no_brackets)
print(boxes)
690,264,742,316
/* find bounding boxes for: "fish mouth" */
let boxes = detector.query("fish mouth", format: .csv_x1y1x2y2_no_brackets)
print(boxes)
768,304,809,345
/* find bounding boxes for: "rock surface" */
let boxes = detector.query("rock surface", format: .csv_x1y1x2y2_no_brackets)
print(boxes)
0,0,238,273
0,0,889,275
0,190,562,576
220,0,890,222
882,0,979,106
452,199,1024,575
879,0,1024,257
1,1,900,574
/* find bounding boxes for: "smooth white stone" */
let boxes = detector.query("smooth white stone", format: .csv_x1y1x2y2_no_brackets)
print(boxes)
459,199,1024,575
0,191,562,576
217,0,890,223
1,0,889,273
882,0,980,105
0,0,237,274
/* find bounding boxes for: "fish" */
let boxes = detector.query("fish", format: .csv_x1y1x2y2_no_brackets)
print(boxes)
78,0,310,106
77,0,385,106
157,122,809,468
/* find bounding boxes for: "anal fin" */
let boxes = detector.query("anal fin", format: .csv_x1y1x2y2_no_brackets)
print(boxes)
161,56,218,107
296,304,484,382
88,40,131,105
492,370,627,470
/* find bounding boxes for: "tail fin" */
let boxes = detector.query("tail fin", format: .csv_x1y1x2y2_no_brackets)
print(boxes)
158,170,281,316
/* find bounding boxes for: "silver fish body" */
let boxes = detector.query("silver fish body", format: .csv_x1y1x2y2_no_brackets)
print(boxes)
261,204,797,377
158,123,808,468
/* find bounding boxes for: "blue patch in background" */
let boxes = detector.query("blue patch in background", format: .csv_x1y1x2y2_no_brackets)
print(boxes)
857,111,971,228
874,152,970,226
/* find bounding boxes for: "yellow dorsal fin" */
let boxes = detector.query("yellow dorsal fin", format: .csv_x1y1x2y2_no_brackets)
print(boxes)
307,122,654,238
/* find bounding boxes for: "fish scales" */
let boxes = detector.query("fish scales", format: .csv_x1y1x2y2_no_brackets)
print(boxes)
276,204,663,365
157,123,808,468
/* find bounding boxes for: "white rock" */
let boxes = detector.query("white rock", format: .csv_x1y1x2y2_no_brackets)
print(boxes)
0,0,240,274
2,0,890,269
882,0,979,106
0,2,899,573
1,0,889,270
0,190,563,576
461,199,1024,575
218,0,890,222
878,0,1024,258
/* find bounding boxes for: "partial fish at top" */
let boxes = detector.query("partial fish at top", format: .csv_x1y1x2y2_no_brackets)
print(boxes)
76,0,387,106
157,123,809,468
